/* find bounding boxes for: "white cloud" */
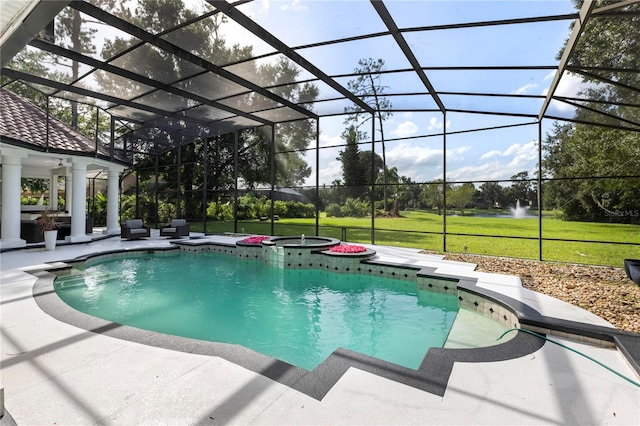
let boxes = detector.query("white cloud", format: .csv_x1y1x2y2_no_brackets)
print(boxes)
319,132,343,148
447,140,538,182
446,145,471,161
381,143,471,182
427,116,451,131
542,71,600,113
446,162,507,182
543,70,555,82
391,121,419,138
387,145,443,182
310,130,538,185
480,150,501,160
512,83,538,95
316,159,343,185
502,143,522,157
402,111,413,119
279,0,308,11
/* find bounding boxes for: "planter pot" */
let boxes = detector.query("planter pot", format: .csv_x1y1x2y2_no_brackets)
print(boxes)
44,230,58,251
623,259,640,285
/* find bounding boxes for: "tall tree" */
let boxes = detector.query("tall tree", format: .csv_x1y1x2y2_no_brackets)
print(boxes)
478,181,506,209
420,179,448,215
543,1,640,223
337,125,367,200
396,176,421,210
344,58,394,211
507,172,534,207
448,183,476,215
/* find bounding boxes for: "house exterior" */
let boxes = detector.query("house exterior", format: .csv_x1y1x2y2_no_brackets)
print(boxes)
0,87,128,249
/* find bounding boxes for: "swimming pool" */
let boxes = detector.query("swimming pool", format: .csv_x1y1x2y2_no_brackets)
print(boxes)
54,251,459,370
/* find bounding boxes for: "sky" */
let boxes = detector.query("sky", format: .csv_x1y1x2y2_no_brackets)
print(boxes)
216,0,585,188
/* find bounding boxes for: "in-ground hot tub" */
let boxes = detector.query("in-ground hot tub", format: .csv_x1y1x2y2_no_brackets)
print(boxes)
261,235,340,249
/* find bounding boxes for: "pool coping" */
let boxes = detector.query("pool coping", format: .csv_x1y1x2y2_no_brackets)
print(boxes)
30,244,640,400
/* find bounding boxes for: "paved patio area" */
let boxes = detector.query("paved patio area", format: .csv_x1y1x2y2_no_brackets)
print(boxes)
1,231,638,425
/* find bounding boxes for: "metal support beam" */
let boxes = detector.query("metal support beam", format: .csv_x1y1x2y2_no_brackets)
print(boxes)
370,115,376,244
270,125,276,236
209,0,374,115
538,0,596,120
72,1,317,122
315,118,320,237
442,111,447,252
27,39,273,128
371,0,446,113
233,132,239,234
592,0,640,15
2,67,241,132
538,120,543,261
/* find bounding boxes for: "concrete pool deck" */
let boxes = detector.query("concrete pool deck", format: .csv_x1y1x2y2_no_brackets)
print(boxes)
1,232,639,425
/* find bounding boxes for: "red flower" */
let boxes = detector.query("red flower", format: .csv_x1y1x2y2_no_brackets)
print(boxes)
241,235,270,244
329,244,367,253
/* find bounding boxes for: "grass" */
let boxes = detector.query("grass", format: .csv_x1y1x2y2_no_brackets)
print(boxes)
202,210,640,267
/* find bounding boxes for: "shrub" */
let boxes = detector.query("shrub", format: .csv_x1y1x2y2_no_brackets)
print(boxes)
157,200,177,224
274,200,289,217
207,199,234,221
20,196,38,205
325,203,342,217
273,200,315,218
341,198,369,217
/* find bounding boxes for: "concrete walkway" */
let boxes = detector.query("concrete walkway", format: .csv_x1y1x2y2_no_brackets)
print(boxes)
1,233,638,425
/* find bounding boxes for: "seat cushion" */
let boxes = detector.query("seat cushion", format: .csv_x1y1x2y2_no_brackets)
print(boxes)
125,219,143,228
163,227,176,233
129,228,148,235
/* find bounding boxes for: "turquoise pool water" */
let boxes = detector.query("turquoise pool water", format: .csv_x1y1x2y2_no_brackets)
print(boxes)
54,252,459,370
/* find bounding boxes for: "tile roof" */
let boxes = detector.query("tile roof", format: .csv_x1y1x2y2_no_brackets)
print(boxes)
0,88,128,163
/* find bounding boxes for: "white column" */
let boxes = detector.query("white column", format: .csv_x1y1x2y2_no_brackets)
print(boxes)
49,172,58,211
104,168,121,235
65,172,72,214
68,159,90,243
0,148,27,249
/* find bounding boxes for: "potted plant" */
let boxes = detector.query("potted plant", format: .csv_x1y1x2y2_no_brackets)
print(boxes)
37,210,60,250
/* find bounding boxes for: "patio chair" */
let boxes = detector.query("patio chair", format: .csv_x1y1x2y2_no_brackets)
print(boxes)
160,219,190,239
121,219,151,240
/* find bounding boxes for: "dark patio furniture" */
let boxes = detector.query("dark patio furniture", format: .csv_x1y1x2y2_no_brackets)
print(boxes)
56,216,72,240
121,219,151,240
160,219,190,239
624,259,640,285
20,219,44,243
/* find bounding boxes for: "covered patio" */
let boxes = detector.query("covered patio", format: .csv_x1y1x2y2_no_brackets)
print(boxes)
1,87,126,249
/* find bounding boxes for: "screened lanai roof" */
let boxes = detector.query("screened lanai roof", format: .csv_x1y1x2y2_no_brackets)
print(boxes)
1,0,639,161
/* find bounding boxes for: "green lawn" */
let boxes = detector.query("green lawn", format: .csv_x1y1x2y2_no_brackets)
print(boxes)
203,210,639,267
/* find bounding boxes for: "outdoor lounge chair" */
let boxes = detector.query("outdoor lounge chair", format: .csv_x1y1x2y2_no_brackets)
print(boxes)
160,219,190,239
121,219,151,240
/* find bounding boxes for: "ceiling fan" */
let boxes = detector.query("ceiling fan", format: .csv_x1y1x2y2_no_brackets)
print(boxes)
45,158,69,174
